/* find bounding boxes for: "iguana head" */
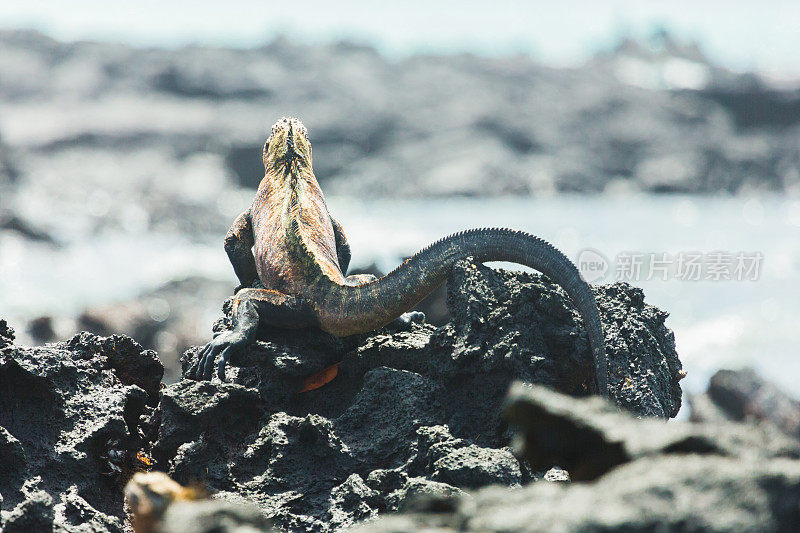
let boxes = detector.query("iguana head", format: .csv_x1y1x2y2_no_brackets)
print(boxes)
263,117,313,178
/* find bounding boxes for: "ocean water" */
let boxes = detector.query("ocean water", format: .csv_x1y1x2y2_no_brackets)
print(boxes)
1,195,797,403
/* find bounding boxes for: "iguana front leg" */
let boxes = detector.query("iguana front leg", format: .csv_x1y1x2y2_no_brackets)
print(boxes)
331,216,351,275
224,211,258,292
188,288,317,381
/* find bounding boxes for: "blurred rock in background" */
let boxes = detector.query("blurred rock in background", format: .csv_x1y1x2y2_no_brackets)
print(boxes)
689,368,800,440
76,277,233,382
1,28,798,216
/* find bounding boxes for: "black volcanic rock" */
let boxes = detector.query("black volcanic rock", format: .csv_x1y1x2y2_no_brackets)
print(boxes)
0,319,14,348
352,384,800,532
159,259,681,530
0,259,682,531
0,331,163,531
143,380,800,532
503,383,800,481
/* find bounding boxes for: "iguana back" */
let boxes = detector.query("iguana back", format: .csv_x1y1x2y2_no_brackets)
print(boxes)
192,117,608,395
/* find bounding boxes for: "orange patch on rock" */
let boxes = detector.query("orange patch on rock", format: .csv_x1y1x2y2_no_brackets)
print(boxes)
299,362,340,392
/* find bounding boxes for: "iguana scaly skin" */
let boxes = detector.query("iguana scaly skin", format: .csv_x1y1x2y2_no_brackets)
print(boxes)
189,117,608,395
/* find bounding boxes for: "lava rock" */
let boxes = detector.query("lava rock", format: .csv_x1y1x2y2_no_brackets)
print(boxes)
66,332,164,402
354,455,800,532
503,382,800,481
333,367,444,465
0,256,683,531
160,259,681,530
353,384,800,532
1,484,55,533
440,261,683,419
429,444,521,489
153,380,262,465
0,332,161,531
0,318,14,348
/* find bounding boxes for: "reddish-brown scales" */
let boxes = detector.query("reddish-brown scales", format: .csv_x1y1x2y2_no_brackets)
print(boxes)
190,117,609,396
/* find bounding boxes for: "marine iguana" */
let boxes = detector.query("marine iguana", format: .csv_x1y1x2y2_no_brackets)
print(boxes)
188,117,608,395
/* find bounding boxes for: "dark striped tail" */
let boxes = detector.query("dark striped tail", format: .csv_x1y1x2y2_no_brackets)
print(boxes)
319,228,608,396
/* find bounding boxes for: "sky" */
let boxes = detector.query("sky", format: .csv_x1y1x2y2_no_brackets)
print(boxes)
1,1,799,77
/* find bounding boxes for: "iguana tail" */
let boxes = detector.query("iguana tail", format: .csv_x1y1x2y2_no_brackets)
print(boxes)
314,228,608,395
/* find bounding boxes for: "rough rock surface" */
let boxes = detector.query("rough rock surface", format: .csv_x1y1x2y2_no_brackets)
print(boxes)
0,318,14,348
0,331,163,531
0,259,682,531
157,259,681,530
351,384,800,532
504,383,800,481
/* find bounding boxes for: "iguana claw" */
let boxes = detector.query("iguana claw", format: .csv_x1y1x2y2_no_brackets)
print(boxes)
189,331,246,382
